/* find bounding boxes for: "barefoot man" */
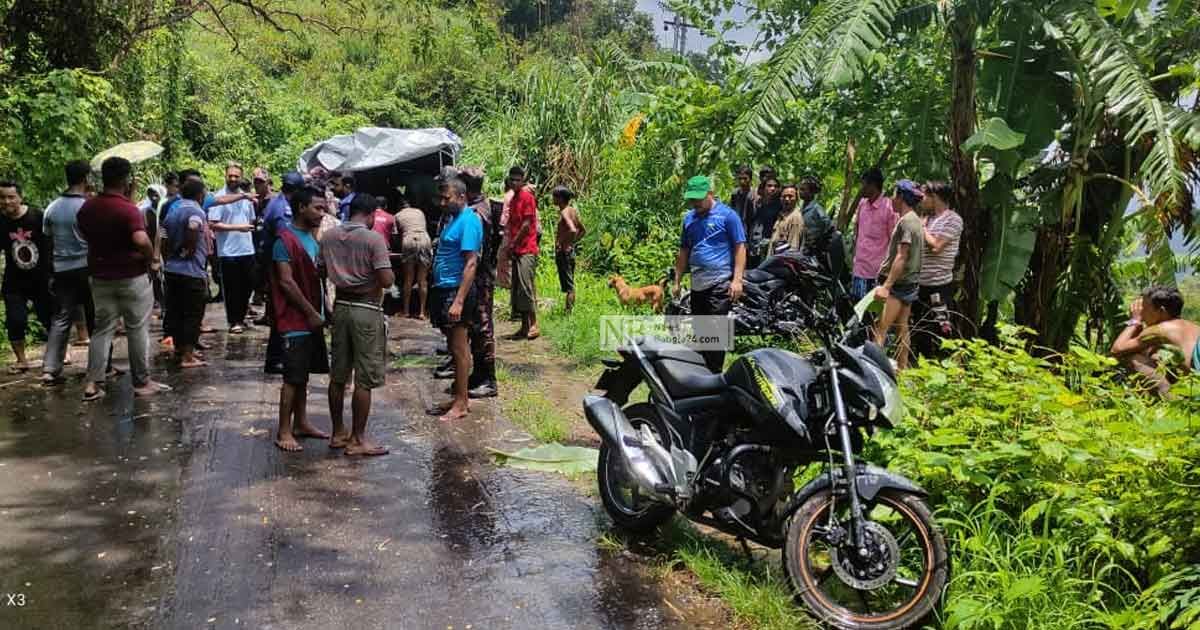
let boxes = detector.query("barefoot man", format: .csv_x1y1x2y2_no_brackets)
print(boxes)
320,193,394,456
1111,285,1200,396
430,178,483,422
162,176,213,368
271,186,333,452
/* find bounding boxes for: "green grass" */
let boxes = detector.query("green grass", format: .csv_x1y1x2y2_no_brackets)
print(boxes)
618,518,819,630
495,261,661,368
504,387,570,443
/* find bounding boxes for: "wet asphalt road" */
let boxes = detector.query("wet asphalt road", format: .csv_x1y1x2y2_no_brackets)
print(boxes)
0,308,699,630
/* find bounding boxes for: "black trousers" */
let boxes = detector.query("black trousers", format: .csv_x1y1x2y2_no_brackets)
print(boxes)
911,282,956,358
219,255,256,325
469,281,496,384
43,268,97,377
3,279,52,343
690,281,733,373
263,271,285,371
164,272,208,349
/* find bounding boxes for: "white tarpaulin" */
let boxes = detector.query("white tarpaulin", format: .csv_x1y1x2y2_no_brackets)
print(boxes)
297,127,462,174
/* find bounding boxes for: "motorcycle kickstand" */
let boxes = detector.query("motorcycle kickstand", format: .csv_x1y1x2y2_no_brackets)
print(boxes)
738,538,754,563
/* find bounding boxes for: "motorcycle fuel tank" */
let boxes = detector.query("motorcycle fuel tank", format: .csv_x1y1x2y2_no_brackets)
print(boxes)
724,349,819,441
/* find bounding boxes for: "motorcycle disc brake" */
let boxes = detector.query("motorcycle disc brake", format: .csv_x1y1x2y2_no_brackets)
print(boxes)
828,521,900,590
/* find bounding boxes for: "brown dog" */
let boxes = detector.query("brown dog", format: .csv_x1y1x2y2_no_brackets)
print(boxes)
609,275,665,313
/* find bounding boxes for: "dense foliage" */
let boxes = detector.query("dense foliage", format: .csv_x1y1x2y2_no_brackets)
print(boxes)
887,331,1200,627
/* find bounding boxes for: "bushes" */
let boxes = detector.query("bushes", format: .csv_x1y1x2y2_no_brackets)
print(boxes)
881,328,1200,627
0,70,129,202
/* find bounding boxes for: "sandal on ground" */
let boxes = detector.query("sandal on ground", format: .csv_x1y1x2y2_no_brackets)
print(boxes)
82,388,105,402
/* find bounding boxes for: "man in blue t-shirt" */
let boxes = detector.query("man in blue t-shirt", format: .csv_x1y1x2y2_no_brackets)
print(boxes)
162,177,212,369
673,175,746,373
430,177,483,422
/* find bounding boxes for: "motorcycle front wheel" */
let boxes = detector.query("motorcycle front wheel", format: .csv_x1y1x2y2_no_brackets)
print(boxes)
785,489,948,630
596,403,676,533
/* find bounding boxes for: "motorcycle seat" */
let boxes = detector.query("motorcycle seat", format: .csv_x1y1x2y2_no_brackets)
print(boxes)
744,269,774,283
635,336,707,365
654,357,727,398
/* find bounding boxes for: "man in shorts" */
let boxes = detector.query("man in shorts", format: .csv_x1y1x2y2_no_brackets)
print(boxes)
430,178,483,422
873,179,925,370
319,193,394,457
507,166,540,339
271,186,333,452
552,185,585,313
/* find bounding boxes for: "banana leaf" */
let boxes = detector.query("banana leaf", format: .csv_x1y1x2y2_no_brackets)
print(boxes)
962,117,1026,154
980,179,1038,302
487,444,598,476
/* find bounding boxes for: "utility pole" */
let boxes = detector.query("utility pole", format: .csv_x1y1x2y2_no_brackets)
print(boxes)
662,10,698,56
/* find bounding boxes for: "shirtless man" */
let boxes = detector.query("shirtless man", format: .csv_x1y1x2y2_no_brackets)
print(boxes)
552,186,585,313
1110,286,1200,396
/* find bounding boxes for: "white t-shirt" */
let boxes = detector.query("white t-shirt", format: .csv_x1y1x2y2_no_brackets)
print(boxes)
208,187,256,258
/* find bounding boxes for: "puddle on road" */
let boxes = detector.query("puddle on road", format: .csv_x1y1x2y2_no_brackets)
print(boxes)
0,383,191,630
426,429,716,629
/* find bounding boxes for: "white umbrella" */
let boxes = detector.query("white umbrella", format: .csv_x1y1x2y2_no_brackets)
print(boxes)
91,141,164,171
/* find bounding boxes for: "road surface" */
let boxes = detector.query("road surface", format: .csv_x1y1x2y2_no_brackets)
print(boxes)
0,309,715,630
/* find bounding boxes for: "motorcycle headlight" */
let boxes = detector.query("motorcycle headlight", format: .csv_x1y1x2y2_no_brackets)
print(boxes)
863,361,903,424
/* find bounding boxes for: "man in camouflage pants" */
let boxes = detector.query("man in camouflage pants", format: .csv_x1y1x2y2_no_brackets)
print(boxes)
461,167,501,398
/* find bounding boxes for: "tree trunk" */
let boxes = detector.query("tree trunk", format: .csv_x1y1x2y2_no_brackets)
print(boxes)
948,12,985,329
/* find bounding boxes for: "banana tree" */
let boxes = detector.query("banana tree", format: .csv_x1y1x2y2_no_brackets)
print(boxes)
733,0,1200,347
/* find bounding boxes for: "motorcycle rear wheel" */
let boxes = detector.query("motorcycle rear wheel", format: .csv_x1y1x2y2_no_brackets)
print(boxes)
785,489,948,630
596,403,676,533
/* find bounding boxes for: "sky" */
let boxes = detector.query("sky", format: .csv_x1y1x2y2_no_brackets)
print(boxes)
634,0,766,61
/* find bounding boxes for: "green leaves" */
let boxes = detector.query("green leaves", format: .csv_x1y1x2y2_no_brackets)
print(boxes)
889,329,1200,629
979,198,1038,302
962,117,1026,153
733,0,906,151
487,444,599,476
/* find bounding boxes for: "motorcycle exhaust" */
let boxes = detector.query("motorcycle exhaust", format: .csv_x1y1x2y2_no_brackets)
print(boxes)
583,396,678,501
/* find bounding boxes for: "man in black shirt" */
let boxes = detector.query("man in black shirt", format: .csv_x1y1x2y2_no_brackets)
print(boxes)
729,165,757,229
462,167,500,398
0,181,52,372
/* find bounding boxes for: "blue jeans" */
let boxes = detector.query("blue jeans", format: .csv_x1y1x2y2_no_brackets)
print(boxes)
850,276,876,302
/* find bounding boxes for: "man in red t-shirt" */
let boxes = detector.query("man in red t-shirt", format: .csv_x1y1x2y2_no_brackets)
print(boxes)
506,166,540,339
76,157,169,401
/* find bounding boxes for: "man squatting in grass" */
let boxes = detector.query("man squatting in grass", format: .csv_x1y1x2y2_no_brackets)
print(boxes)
319,193,394,457
430,177,483,422
1110,285,1200,397
271,186,334,452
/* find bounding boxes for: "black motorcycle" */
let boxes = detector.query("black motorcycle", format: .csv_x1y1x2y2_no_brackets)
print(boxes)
665,251,855,340
584,302,948,628
733,250,856,338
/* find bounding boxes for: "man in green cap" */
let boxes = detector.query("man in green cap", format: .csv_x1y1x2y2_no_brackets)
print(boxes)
673,175,746,372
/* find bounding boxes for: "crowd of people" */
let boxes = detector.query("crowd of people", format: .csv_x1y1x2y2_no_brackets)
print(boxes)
682,165,1200,385
1,156,590,455
675,166,964,371
6,151,1193,454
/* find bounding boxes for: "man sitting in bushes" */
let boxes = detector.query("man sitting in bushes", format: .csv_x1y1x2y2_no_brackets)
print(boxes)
1110,285,1200,395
